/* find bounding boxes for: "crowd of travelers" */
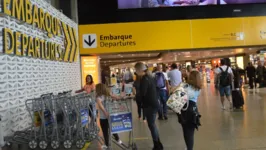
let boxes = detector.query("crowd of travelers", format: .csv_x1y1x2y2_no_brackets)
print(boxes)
78,59,266,150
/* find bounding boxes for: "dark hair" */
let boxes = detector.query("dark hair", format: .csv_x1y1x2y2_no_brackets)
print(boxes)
86,75,94,84
220,59,226,65
216,65,219,68
187,71,202,90
187,65,191,72
171,63,178,69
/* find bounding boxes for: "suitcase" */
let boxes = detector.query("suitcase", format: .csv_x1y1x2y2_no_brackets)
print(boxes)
232,89,244,109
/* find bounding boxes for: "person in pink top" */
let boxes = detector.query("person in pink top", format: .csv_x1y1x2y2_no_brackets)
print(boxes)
76,75,95,94
76,75,96,123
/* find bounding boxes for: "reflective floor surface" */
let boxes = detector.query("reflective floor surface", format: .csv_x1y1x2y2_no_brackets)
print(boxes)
89,83,266,150
3,83,266,150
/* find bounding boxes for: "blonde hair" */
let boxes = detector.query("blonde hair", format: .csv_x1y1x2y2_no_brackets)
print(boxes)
96,83,110,97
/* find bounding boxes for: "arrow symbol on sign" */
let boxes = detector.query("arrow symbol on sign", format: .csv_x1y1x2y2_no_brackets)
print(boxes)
84,35,95,46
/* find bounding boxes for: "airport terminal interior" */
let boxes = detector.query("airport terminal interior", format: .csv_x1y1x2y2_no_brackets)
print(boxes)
2,0,266,150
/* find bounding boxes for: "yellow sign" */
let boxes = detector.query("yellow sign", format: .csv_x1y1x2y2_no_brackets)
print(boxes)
110,77,117,86
81,56,100,86
2,0,78,62
79,16,266,54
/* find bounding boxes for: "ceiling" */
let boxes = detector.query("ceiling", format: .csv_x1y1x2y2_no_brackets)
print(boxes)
99,52,161,66
100,47,265,68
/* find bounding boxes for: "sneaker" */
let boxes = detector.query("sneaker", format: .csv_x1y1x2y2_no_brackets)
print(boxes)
143,120,147,123
221,106,226,110
101,145,108,149
164,116,168,120
117,140,123,145
230,103,233,110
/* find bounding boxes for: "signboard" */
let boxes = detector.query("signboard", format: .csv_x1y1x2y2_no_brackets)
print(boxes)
1,0,78,62
81,56,100,86
110,112,132,134
79,16,266,54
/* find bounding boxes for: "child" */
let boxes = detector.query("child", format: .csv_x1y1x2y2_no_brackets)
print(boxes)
95,83,123,149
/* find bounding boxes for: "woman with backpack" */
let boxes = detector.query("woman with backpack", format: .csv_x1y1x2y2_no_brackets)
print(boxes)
177,71,202,150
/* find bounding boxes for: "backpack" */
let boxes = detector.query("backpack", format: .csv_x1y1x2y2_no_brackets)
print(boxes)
219,67,231,87
155,72,166,89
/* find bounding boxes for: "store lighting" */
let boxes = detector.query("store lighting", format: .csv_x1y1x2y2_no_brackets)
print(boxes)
214,61,216,63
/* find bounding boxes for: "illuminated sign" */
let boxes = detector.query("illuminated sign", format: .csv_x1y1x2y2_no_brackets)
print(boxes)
81,56,100,86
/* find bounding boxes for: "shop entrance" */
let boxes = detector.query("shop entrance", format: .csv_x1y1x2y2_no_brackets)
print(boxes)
80,47,266,85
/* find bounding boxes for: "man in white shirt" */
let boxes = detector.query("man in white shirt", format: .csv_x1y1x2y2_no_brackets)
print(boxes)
153,64,170,120
168,63,182,88
215,59,234,110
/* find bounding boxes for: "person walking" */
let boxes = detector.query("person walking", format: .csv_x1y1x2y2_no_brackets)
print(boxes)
178,71,202,150
168,63,182,92
133,74,146,122
256,61,264,88
153,64,170,120
263,62,266,87
246,62,256,89
215,59,234,110
135,62,164,150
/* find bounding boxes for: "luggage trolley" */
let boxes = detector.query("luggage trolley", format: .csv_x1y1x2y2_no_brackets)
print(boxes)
105,96,137,150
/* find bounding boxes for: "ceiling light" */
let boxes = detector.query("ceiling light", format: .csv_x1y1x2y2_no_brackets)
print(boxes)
220,50,223,51
158,58,162,61
185,56,191,58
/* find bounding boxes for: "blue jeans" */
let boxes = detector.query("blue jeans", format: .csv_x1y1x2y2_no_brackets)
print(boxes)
144,107,159,141
158,89,168,117
219,86,231,97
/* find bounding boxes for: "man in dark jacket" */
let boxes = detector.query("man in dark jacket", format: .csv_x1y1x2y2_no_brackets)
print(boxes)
135,62,164,150
256,61,264,88
246,62,256,89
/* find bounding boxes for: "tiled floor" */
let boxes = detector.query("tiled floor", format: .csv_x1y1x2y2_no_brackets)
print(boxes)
89,83,266,150
4,83,266,150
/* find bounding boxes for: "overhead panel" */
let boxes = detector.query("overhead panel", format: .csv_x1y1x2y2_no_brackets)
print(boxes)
79,16,266,54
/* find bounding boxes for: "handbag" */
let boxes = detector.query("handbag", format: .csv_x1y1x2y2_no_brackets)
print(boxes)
167,83,189,114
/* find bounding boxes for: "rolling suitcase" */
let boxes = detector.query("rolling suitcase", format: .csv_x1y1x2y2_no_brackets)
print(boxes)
232,89,244,109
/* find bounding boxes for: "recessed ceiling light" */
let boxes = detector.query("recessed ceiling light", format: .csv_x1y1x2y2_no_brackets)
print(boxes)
220,50,223,51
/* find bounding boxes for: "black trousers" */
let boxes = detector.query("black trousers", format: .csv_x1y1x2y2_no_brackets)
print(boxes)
249,77,255,88
100,119,119,146
182,124,195,150
136,100,146,120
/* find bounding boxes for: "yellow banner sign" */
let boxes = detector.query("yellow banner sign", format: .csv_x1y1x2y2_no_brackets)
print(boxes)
79,16,266,54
